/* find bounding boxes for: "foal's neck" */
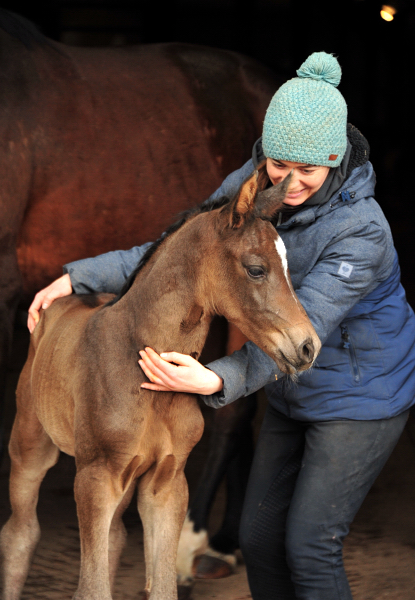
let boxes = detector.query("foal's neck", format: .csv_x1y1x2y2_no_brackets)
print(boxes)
111,212,217,358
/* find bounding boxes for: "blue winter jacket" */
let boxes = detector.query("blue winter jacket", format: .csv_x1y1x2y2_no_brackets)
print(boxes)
63,141,415,422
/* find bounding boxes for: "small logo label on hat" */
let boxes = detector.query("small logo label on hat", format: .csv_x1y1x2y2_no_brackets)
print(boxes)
338,262,353,278
329,154,338,161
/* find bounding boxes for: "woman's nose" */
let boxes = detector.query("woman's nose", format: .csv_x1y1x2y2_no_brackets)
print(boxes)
289,170,300,187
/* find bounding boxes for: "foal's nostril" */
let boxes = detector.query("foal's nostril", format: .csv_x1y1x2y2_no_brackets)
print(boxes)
300,338,314,363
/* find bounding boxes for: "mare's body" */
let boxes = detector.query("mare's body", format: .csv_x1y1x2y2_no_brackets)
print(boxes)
0,10,280,571
0,7,278,387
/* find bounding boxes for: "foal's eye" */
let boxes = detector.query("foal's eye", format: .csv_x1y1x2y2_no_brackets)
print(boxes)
246,266,266,279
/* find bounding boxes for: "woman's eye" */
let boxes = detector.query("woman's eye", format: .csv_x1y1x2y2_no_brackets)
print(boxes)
247,266,266,279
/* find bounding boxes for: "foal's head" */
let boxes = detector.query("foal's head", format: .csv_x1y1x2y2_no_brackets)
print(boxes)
205,164,321,375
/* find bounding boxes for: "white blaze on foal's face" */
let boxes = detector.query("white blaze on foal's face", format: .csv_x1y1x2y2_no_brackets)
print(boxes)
274,235,298,301
274,236,288,282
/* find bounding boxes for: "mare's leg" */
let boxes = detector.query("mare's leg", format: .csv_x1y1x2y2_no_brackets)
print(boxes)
209,411,255,555
0,250,22,457
0,367,60,600
178,393,256,580
178,322,255,581
137,458,189,600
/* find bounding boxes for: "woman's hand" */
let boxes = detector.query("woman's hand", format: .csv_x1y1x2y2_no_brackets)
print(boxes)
138,347,223,395
27,274,73,333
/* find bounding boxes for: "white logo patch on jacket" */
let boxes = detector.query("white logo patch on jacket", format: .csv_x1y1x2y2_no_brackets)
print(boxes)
338,262,353,278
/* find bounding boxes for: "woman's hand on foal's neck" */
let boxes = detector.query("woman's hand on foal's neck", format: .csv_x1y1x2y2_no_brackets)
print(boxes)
138,347,223,395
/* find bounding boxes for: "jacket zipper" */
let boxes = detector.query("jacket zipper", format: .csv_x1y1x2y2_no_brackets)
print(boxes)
340,325,360,383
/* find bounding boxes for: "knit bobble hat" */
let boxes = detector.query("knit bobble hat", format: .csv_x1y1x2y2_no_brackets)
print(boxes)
262,52,347,167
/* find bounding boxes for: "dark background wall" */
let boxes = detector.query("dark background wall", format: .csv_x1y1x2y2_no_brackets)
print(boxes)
1,0,414,300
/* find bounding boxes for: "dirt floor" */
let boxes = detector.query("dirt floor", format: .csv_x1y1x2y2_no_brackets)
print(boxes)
1,323,415,599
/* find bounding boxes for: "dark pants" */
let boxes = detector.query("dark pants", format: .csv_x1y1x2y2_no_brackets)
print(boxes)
239,404,409,600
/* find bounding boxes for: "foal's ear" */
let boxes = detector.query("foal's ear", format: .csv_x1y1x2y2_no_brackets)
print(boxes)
229,170,258,228
254,171,293,220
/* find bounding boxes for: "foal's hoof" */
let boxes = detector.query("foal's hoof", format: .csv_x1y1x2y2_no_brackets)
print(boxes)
177,584,194,600
193,554,235,579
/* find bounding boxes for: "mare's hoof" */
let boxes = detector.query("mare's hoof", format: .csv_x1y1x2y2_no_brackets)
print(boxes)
177,584,194,600
193,554,235,579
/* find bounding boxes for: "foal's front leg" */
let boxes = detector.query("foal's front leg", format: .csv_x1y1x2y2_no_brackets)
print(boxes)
108,481,136,592
73,463,123,600
137,459,189,600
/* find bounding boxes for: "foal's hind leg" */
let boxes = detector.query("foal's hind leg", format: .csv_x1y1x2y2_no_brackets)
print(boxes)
0,408,59,599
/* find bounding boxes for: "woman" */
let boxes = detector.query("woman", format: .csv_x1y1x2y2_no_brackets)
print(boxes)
28,52,415,599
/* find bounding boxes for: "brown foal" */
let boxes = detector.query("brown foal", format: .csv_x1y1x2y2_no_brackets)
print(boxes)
0,169,320,600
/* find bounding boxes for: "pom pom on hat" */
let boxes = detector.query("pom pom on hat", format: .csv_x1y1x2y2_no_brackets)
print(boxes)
262,52,347,167
296,51,342,86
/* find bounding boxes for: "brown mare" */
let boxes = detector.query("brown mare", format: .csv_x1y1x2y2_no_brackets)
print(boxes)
0,170,320,600
0,10,281,581
0,8,279,390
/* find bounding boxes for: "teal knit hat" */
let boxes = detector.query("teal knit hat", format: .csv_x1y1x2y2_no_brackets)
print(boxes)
262,52,347,167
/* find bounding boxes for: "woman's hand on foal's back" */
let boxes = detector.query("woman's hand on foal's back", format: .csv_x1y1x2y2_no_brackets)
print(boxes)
27,274,73,333
139,347,223,395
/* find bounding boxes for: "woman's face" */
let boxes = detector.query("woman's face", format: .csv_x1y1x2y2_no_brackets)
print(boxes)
266,158,330,206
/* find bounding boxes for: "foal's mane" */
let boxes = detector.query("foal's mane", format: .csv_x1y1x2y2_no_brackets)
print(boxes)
106,194,231,307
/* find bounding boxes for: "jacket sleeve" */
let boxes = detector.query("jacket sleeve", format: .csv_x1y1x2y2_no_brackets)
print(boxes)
202,342,285,408
63,243,153,294
202,219,391,408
